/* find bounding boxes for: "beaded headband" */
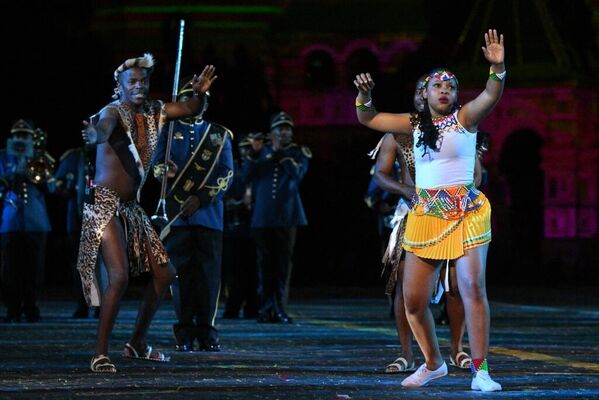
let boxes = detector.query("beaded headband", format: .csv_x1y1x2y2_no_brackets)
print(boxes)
424,68,459,88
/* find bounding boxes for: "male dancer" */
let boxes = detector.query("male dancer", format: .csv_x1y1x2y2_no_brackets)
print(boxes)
80,53,216,372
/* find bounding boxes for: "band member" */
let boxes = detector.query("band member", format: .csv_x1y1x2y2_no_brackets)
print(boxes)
355,30,505,391
222,137,258,320
55,144,98,318
153,85,233,352
0,120,54,323
79,53,216,372
241,112,310,323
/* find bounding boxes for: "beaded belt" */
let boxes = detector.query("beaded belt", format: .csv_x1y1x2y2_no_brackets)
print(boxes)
411,183,483,220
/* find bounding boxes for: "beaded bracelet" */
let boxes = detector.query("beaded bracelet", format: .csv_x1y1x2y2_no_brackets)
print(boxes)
489,66,506,81
355,98,373,111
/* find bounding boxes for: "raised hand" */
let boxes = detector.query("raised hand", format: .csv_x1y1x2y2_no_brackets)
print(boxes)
81,120,98,145
354,73,375,96
481,29,504,65
191,65,218,94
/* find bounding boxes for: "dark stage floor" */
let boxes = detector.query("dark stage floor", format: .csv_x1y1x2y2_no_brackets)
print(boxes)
1,293,599,399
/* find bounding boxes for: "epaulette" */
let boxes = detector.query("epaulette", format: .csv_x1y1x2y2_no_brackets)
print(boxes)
301,146,312,159
59,148,78,162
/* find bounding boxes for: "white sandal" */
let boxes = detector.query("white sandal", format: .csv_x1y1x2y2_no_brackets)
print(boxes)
384,356,417,374
449,351,472,369
123,342,171,362
90,354,117,373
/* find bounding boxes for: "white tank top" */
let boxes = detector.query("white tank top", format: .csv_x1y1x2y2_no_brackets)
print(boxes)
413,110,476,189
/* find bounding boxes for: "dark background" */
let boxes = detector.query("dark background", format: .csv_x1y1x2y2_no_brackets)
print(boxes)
2,0,598,293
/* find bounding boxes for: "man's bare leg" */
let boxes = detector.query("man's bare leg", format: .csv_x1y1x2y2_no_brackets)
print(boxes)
127,241,176,352
95,217,129,357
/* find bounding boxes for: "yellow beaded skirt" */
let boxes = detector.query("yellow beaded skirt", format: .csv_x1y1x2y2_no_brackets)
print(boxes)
402,184,491,260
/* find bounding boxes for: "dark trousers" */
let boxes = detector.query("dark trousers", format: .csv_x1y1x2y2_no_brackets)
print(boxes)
253,227,296,316
222,233,258,317
1,232,46,318
165,226,222,331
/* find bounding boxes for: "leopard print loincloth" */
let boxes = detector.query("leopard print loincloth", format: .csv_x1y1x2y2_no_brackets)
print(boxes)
76,185,169,307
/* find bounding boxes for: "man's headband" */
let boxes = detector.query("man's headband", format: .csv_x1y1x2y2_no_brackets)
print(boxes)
424,68,459,87
113,53,155,81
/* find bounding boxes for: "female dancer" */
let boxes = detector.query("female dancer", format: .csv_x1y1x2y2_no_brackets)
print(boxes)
355,30,505,391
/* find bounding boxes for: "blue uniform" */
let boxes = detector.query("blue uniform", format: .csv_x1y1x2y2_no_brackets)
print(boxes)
54,148,91,234
0,150,51,233
222,158,258,319
153,119,234,231
241,141,310,322
0,148,53,322
153,118,234,351
241,143,309,228
364,162,401,219
55,147,96,317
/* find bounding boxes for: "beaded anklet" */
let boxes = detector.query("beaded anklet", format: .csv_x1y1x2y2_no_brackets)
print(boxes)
471,358,489,376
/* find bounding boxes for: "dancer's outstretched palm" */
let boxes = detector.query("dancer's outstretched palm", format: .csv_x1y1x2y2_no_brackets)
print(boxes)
191,65,217,94
482,29,504,65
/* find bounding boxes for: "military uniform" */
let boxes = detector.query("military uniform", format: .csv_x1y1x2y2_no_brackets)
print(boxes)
222,142,258,319
0,121,53,322
241,112,310,323
55,146,96,317
153,118,233,351
55,148,93,234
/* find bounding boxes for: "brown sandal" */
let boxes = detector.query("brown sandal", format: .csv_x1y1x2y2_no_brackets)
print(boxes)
90,354,117,373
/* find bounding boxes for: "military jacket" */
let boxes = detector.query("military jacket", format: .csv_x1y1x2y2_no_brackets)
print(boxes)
54,148,92,233
153,119,233,231
241,143,310,228
0,150,51,233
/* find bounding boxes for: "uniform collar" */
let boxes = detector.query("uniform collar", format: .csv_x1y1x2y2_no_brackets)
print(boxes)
178,117,205,127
